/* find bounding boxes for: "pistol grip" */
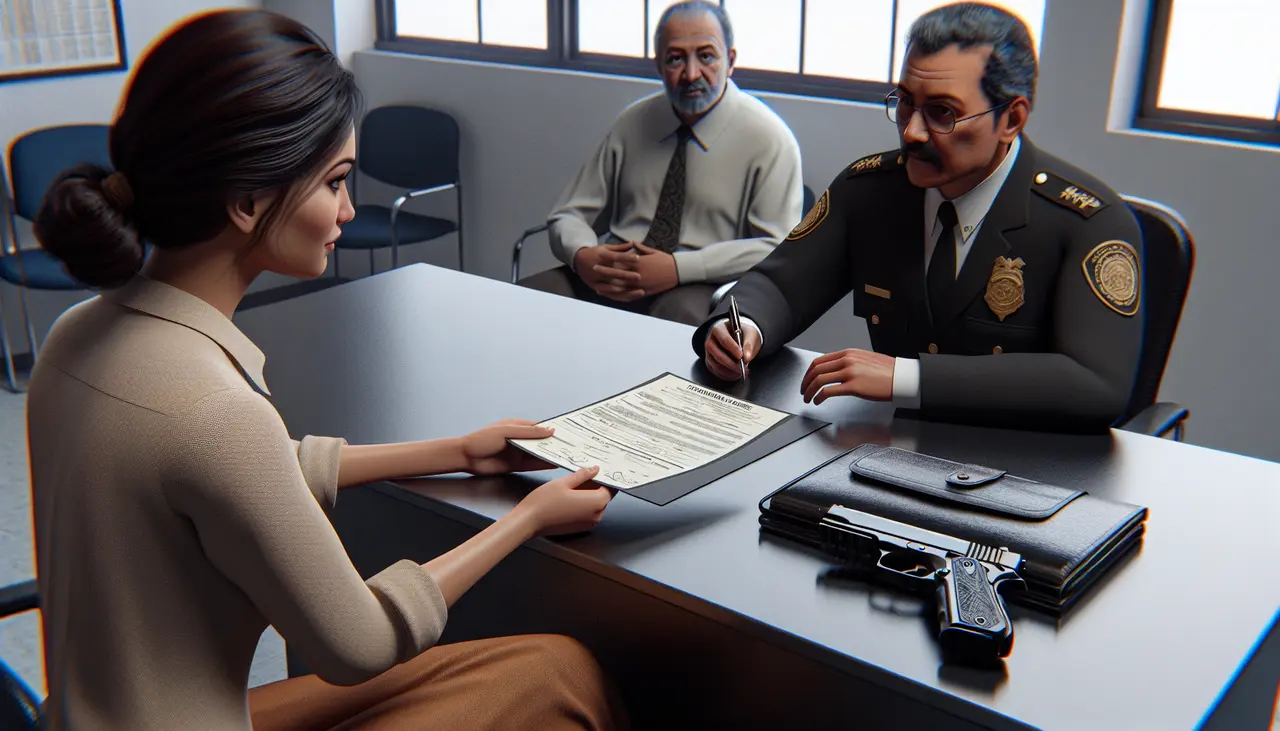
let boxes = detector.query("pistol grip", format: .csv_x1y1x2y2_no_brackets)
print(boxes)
934,556,1015,666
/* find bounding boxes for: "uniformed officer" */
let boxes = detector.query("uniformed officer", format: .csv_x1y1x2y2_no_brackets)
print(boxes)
693,2,1144,432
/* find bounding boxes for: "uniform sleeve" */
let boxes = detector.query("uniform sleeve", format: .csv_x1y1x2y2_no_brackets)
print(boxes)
693,168,854,359
917,202,1144,431
672,133,804,284
166,388,448,686
290,437,345,512
547,131,619,268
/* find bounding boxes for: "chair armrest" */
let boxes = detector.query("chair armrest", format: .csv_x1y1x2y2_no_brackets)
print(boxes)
0,579,37,619
387,184,460,268
1118,402,1189,441
390,183,458,219
709,281,737,310
511,223,550,283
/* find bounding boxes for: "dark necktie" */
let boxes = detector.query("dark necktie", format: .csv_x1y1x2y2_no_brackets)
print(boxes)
927,201,959,317
643,125,694,253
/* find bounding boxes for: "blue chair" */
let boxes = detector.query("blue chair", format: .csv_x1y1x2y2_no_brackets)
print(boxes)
510,184,818,286
1,124,110,392
335,105,464,276
0,579,40,730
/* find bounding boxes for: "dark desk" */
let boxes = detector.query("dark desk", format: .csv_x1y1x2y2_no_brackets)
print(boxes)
236,264,1280,731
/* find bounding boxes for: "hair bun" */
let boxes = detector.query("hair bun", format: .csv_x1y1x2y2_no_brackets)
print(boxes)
101,172,135,214
33,164,144,289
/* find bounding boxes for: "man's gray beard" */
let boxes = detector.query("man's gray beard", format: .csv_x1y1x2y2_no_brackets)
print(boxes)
666,79,724,116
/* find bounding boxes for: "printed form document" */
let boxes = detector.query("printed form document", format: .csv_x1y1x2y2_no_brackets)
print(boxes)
508,373,789,490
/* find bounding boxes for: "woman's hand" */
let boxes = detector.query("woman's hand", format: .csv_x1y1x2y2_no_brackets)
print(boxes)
512,466,614,537
458,419,557,476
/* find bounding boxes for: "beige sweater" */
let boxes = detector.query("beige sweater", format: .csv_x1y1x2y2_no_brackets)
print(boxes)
548,80,804,285
26,275,448,731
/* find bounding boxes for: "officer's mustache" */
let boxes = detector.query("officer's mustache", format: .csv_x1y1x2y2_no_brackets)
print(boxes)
902,141,942,168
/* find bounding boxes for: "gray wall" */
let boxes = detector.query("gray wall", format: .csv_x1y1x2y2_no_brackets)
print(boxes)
349,0,1280,462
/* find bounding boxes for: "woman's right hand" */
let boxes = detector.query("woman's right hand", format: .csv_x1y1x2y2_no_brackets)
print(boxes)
514,466,614,537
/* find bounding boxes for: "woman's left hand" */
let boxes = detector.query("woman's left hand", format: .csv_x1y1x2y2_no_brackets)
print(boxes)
459,419,556,475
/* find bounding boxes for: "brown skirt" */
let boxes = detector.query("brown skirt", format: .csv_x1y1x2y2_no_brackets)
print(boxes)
248,634,628,731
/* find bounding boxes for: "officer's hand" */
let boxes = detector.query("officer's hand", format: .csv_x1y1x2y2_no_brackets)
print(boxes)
574,244,645,301
801,349,895,404
704,319,761,381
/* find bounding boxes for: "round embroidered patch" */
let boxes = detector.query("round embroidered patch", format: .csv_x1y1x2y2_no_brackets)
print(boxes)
1083,240,1140,316
785,188,829,241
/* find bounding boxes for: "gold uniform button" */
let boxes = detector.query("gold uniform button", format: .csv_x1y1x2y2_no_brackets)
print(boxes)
928,343,938,354
993,345,1003,354
871,314,880,325
1034,172,1048,184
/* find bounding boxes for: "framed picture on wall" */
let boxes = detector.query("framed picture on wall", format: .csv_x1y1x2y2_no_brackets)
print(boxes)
0,0,127,84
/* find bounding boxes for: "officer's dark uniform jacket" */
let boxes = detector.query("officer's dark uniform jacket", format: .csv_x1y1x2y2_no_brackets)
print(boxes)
693,136,1145,432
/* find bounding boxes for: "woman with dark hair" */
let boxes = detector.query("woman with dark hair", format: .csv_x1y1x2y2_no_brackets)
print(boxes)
27,9,624,731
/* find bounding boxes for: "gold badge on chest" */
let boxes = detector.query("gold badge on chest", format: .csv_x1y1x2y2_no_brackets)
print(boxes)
984,256,1026,321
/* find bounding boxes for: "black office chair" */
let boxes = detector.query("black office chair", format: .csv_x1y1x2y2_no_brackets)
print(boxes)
510,184,817,285
0,579,41,730
1115,195,1195,441
335,105,464,276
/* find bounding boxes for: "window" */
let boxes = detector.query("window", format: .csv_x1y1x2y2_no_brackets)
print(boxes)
1139,0,1279,146
377,1,1046,104
385,0,551,53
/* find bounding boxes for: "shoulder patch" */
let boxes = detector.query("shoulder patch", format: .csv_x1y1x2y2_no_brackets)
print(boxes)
785,188,829,241
845,150,904,178
1083,240,1141,316
1031,170,1109,218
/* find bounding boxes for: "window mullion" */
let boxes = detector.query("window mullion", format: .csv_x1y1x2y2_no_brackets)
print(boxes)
798,0,807,76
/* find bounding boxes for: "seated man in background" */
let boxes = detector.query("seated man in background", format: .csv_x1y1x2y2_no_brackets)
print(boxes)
695,2,1144,433
520,0,803,326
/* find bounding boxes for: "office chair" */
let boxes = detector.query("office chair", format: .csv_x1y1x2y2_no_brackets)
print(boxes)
0,579,40,730
1,124,111,392
510,184,818,286
1115,195,1195,441
335,105,464,276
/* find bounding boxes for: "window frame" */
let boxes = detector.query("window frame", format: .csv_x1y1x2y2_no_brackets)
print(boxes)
374,0,897,105
1135,0,1279,147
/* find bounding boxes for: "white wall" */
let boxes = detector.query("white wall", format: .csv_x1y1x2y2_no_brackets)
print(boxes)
0,0,260,350
348,0,1280,462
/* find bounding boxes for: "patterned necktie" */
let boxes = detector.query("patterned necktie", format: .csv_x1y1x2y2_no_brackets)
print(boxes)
643,125,694,253
927,201,959,317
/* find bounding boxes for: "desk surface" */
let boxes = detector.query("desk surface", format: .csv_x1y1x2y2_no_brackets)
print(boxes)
237,264,1280,731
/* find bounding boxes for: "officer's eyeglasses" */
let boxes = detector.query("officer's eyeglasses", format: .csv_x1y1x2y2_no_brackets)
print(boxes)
884,92,1011,135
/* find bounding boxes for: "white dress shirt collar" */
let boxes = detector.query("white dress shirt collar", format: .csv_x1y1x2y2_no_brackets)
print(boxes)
923,135,1022,244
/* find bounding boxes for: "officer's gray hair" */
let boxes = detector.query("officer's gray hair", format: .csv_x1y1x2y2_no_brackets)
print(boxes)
654,1,734,56
905,3,1038,112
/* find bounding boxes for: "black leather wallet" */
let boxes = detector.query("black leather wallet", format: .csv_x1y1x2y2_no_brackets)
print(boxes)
758,444,1148,615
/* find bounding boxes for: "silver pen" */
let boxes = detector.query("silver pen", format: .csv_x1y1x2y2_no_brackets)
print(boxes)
728,295,748,380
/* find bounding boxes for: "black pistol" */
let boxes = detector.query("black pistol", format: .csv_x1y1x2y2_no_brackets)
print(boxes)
818,505,1025,666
